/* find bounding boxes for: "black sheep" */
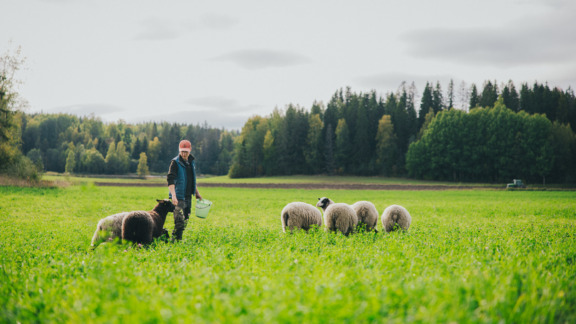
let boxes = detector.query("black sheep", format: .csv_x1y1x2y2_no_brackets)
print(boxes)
122,199,175,245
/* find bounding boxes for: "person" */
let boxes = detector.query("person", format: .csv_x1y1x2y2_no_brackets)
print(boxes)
167,140,203,242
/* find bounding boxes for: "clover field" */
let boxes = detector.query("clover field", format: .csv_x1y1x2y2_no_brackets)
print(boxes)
0,184,575,323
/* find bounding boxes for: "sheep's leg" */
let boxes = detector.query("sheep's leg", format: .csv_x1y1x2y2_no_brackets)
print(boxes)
90,229,101,248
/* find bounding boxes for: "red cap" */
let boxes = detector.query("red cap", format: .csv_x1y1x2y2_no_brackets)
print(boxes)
179,140,192,152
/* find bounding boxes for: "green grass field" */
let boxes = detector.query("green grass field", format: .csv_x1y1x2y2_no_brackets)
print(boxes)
0,183,575,323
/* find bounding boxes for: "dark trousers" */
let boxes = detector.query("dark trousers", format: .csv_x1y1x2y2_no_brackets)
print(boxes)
172,198,191,241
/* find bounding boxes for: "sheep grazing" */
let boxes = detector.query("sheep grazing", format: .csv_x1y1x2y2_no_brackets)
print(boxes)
316,197,358,236
90,211,131,247
381,204,412,232
351,201,379,232
281,202,323,233
91,199,175,248
122,199,175,244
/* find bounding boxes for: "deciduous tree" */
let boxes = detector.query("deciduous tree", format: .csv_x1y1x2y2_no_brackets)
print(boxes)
375,115,397,175
137,152,149,177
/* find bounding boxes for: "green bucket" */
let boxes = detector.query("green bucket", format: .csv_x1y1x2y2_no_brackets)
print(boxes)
195,199,212,219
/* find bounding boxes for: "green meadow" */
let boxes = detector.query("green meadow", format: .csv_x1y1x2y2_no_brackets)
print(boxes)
0,182,575,323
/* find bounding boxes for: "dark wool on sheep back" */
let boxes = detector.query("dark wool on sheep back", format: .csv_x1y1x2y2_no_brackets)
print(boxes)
122,199,175,244
122,211,155,244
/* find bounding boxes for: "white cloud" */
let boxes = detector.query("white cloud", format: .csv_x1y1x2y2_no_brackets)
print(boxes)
134,17,180,41
186,96,261,114
135,12,238,41
198,13,239,31
35,0,74,3
211,49,313,70
402,2,576,67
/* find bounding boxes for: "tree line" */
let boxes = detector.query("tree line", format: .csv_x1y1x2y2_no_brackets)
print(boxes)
407,99,576,183
19,114,238,176
229,81,576,183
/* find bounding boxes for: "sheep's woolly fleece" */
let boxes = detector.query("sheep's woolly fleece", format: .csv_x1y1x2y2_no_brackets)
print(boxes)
281,202,323,233
381,204,412,232
317,197,358,236
351,201,379,232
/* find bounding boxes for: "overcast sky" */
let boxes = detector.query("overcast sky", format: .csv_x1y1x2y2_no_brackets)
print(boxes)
2,0,575,130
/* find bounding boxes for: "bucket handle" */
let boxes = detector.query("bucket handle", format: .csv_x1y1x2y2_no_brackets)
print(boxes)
196,200,212,209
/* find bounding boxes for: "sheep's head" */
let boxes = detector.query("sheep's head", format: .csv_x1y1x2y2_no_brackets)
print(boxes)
316,197,333,210
156,199,176,213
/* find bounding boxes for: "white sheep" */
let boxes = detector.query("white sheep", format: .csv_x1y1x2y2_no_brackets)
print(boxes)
281,202,323,233
316,197,358,236
351,201,379,232
381,204,412,232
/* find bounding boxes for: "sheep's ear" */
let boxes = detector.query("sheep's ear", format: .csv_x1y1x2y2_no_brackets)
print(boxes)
318,198,321,200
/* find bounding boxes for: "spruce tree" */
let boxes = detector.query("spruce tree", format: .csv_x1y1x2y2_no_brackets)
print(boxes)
324,123,335,175
501,80,520,112
418,82,433,129
132,137,142,159
432,81,444,113
469,84,479,109
352,97,372,174
479,80,498,108
447,79,455,109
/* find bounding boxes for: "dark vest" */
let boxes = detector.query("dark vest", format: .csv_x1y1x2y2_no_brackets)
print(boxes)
169,155,196,200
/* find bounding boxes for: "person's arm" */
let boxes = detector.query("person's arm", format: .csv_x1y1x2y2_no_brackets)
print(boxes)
169,184,178,206
167,160,179,205
195,188,202,201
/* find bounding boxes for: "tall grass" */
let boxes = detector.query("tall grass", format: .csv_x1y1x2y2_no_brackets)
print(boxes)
0,185,574,323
